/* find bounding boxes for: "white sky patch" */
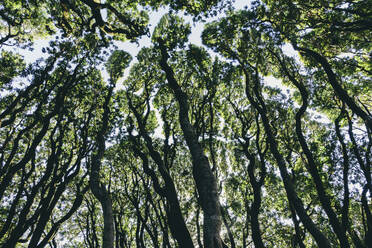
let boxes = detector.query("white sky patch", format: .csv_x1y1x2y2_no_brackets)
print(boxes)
282,43,297,58
3,38,50,64
337,52,355,59
264,75,285,88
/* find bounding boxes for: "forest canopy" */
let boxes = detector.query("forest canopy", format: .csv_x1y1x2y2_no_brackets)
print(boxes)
0,0,371,247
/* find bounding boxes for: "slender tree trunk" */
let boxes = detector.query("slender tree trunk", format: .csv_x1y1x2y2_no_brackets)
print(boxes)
127,97,195,248
246,153,265,248
241,67,331,248
294,46,372,129
274,53,350,248
158,41,224,248
220,206,236,248
289,202,306,248
346,114,372,197
90,86,115,248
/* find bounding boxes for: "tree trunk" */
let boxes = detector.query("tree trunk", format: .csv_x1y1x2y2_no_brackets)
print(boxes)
275,53,350,248
158,41,224,248
295,46,372,129
90,86,115,248
241,67,331,248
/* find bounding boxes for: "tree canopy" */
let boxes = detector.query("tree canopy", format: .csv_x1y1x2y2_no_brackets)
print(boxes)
0,0,371,247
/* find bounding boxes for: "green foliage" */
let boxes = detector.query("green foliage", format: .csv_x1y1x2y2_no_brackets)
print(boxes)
0,50,25,87
152,14,191,50
0,0,52,46
1,1,371,248
105,50,132,81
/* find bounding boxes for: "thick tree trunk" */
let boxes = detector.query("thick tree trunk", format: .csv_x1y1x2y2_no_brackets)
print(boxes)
166,192,195,247
158,42,224,248
132,147,195,248
289,202,306,248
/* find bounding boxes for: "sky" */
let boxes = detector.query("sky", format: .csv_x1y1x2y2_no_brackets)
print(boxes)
3,0,299,93
117,0,251,57
2,0,310,119
111,0,297,88
4,1,249,62
1,0,330,145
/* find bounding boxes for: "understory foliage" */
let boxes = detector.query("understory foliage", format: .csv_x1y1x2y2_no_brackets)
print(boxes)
0,0,371,247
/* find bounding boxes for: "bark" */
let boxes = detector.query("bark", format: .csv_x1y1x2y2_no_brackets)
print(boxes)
131,147,194,248
242,187,250,248
220,206,236,248
1,87,69,248
36,185,89,248
246,153,266,248
0,91,64,201
127,95,194,248
0,54,58,123
28,128,84,248
235,112,267,248
294,46,372,129
158,41,224,248
274,53,350,248
335,110,351,232
362,186,372,248
240,66,331,248
0,163,29,239
89,86,115,248
196,201,204,248
289,202,306,248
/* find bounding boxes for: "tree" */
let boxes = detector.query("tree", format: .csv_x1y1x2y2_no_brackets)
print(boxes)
1,0,371,247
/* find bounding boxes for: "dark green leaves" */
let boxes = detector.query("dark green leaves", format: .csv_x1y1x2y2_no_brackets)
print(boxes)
106,50,132,81
0,50,25,87
152,14,191,51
